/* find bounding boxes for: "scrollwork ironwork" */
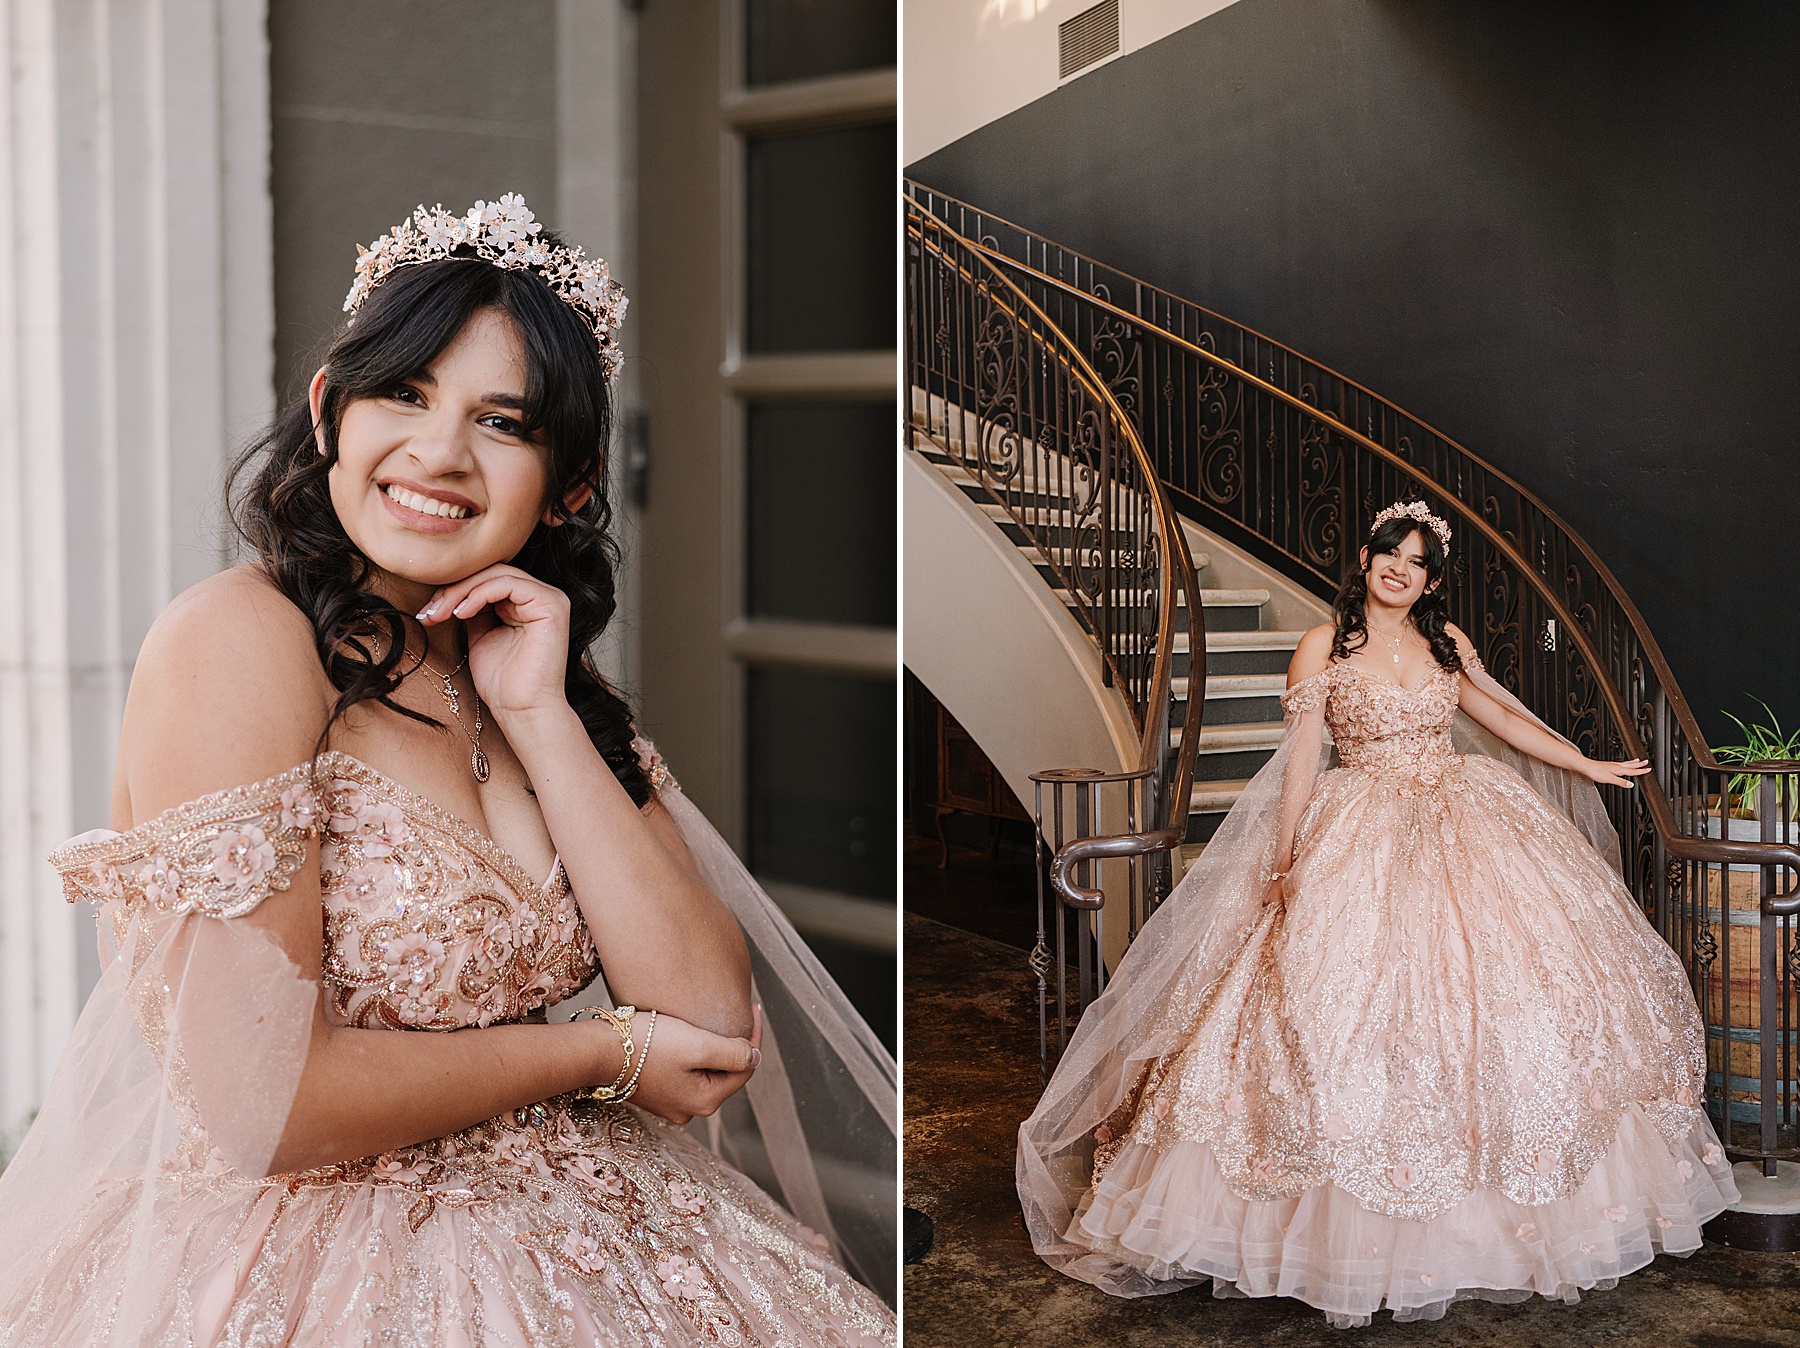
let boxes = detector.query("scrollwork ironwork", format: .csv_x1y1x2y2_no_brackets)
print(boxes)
907,181,1800,1165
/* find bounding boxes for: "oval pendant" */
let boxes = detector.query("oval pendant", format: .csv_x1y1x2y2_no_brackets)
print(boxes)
472,747,491,782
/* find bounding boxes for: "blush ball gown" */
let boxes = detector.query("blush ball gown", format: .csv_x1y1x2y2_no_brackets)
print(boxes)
0,749,894,1348
1018,658,1738,1327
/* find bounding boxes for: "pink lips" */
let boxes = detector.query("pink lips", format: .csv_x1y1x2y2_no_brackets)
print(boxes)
377,481,480,536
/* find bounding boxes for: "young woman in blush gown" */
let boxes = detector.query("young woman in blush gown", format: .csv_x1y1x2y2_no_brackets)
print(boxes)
0,196,894,1348
1018,501,1738,1328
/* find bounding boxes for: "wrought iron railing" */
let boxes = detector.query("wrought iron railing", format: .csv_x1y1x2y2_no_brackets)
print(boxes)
907,180,1800,1176
904,200,1205,1075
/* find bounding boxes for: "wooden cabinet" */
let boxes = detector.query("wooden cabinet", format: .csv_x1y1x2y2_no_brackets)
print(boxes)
933,703,1030,864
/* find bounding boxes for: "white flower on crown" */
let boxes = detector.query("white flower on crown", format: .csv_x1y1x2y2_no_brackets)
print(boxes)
1370,500,1453,558
343,193,628,381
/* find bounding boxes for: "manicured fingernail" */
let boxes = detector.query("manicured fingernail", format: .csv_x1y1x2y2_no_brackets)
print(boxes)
750,1047,762,1068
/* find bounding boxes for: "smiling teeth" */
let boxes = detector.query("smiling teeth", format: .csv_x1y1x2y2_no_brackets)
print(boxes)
384,485,470,519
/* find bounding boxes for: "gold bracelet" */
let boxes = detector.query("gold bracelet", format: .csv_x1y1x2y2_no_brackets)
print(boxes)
572,1004,636,1102
615,1010,657,1104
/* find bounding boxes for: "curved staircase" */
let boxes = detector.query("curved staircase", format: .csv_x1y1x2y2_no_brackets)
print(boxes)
912,435,1326,853
905,181,1800,1237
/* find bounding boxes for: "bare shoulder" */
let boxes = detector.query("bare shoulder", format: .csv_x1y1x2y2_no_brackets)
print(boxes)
1286,623,1337,686
120,566,333,822
1442,621,1481,663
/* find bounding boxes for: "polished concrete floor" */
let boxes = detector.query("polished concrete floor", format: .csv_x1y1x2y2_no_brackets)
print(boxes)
902,912,1800,1348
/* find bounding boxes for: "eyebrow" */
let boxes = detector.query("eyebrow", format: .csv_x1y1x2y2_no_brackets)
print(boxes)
405,370,526,408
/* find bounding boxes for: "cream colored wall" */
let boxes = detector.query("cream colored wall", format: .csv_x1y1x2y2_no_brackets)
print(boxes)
905,449,1151,965
904,450,1138,803
904,0,1244,162
0,0,274,1153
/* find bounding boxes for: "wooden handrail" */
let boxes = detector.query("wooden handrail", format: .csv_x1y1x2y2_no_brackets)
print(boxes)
908,204,1204,830
908,181,1799,903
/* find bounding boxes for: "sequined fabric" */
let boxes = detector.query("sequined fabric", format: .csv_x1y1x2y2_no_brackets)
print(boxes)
1069,661,1736,1322
12,752,893,1348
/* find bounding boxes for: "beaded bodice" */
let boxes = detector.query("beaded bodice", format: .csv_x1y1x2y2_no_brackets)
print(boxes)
1280,661,1467,781
51,750,599,1031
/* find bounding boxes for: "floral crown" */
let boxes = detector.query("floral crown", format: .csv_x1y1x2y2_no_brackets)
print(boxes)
342,193,627,381
1370,500,1452,557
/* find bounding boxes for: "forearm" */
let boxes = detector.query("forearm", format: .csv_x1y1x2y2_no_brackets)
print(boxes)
266,1017,616,1175
1492,705,1590,773
505,706,753,1038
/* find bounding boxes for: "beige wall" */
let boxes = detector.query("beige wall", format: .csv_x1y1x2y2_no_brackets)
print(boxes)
0,0,273,1150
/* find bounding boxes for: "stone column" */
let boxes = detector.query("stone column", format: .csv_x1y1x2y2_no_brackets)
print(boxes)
556,0,639,694
0,0,274,1150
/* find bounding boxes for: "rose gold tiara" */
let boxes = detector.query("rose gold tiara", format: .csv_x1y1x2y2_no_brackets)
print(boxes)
1370,500,1452,556
342,193,627,381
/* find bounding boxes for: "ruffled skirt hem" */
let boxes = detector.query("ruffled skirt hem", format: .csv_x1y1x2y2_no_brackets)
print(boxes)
1069,1105,1738,1326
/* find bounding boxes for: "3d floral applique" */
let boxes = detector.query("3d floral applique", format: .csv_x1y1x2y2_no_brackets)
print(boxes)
279,783,319,834
211,825,277,887
567,1155,628,1199
556,1227,605,1277
632,735,675,791
655,1252,708,1300
667,1182,708,1216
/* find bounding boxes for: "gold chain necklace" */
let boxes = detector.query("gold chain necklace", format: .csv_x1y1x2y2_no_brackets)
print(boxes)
418,649,490,783
1367,619,1409,668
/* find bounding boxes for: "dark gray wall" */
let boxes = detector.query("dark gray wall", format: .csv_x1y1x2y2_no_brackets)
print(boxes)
911,0,1800,745
270,0,557,401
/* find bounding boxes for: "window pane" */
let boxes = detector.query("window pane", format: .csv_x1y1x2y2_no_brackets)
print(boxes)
745,0,895,87
746,123,894,353
747,402,895,626
747,667,894,899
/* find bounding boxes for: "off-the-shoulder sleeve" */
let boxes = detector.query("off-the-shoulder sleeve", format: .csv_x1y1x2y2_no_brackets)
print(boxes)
631,734,677,792
50,763,322,919
1278,666,1336,716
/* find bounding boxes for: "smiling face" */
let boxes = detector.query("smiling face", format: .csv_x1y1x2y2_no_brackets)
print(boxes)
317,308,557,609
1360,526,1435,617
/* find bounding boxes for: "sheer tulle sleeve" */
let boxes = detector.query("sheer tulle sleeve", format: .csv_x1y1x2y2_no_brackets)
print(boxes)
1450,648,1624,874
614,737,897,1300
1278,665,1335,717
1273,669,1335,875
1016,705,1334,1296
0,767,322,1319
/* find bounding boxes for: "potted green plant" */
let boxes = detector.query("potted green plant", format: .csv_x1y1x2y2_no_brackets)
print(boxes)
1712,698,1800,824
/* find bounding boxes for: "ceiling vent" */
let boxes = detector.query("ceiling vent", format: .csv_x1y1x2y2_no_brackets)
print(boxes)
1059,0,1120,80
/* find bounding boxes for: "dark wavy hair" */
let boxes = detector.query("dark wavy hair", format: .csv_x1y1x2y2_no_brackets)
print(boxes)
227,248,650,805
1331,514,1462,675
